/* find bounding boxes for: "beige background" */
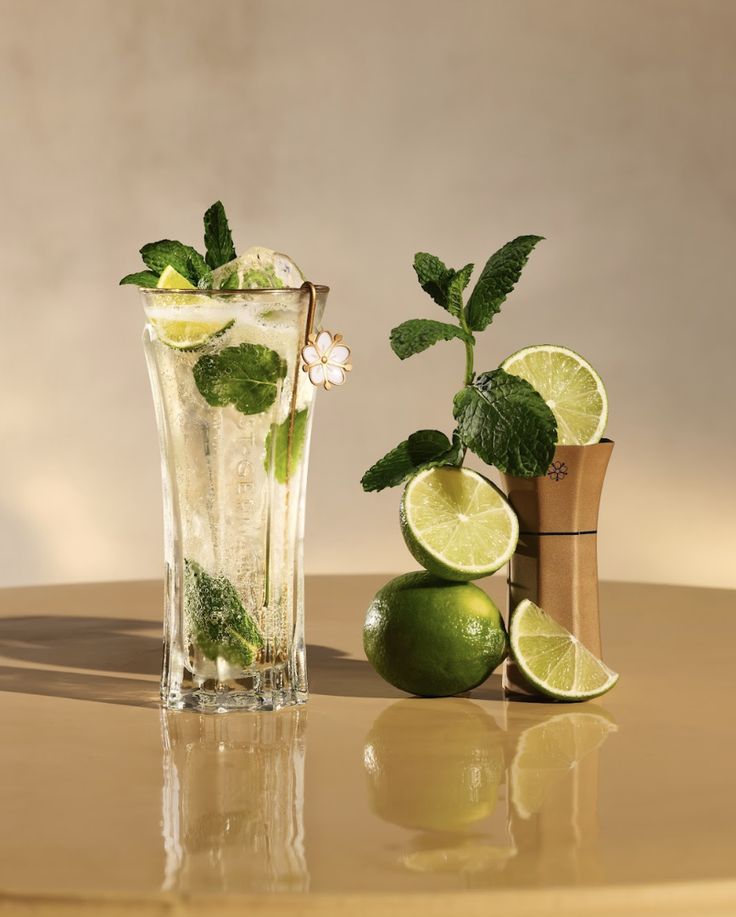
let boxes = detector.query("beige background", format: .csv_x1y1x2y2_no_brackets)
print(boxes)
1,0,734,589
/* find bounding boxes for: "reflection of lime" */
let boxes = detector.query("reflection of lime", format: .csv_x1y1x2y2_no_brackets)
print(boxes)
400,466,518,581
364,699,504,832
153,265,233,350
511,710,617,819
402,843,516,874
510,599,619,701
363,572,508,697
501,344,608,445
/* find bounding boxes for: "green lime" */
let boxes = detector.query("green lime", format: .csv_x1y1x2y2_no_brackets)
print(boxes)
363,572,508,697
400,466,518,582
510,709,617,819
153,265,234,350
509,599,619,701
501,344,608,445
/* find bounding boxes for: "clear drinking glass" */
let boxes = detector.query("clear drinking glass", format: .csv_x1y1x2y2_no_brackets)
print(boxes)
141,283,328,712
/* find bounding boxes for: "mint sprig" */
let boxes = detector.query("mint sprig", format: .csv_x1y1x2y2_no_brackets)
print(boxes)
119,270,159,287
204,200,236,270
119,201,237,287
390,319,473,360
453,370,556,477
361,430,463,492
184,559,263,668
265,409,309,483
465,235,543,331
193,343,286,415
361,235,553,487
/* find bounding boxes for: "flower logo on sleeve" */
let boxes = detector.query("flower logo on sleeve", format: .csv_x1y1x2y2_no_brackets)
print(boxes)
301,330,352,390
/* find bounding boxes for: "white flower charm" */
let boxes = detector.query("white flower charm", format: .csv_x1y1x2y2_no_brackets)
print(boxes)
301,330,352,390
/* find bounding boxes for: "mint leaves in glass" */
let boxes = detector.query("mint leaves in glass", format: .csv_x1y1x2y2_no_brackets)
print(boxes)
127,202,327,711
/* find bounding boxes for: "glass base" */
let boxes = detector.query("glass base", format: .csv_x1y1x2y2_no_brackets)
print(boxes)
162,645,309,713
163,686,308,713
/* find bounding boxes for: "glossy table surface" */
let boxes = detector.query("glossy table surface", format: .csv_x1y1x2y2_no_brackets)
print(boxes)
0,576,735,917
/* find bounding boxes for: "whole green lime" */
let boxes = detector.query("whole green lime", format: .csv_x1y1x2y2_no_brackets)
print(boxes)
363,572,508,697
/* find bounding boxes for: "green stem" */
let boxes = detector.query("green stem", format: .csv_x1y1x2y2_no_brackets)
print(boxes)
458,309,475,464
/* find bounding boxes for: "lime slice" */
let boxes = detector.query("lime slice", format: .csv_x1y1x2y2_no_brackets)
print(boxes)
509,599,619,701
510,710,617,818
400,466,519,581
153,265,233,350
500,344,608,445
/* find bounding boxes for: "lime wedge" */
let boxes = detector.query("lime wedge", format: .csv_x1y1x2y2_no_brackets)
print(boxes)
400,466,519,581
509,599,619,701
500,344,608,445
153,265,233,350
510,710,617,818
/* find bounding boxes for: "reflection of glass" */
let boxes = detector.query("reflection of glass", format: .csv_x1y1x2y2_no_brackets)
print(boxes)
363,699,515,876
363,699,617,885
142,285,328,711
161,708,308,893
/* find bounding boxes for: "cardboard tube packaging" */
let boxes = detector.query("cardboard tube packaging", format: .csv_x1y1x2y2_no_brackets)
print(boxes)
501,440,614,697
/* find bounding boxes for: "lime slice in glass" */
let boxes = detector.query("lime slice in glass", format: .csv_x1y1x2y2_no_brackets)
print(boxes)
509,599,619,701
400,466,519,581
152,265,233,350
500,344,608,445
510,710,617,819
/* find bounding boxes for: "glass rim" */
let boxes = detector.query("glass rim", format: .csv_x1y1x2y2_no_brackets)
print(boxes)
140,283,330,296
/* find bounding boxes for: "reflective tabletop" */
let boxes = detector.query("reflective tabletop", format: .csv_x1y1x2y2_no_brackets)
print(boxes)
0,576,734,916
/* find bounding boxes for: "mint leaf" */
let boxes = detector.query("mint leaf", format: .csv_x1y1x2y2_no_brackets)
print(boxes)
465,236,543,332
193,343,286,415
446,263,474,317
119,270,159,287
203,200,236,270
361,429,462,492
184,559,263,668
140,239,209,285
453,368,556,477
265,409,309,483
413,252,455,309
390,319,472,360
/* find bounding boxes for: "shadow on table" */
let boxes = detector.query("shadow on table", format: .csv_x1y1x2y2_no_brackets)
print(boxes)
0,616,410,706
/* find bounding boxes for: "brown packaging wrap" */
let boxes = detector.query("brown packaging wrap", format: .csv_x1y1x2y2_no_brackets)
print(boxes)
501,439,614,697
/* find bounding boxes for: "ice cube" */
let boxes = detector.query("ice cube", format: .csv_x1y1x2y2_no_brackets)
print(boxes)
211,246,305,290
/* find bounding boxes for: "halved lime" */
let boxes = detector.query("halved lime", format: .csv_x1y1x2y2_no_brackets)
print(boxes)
509,599,619,701
510,710,617,819
501,344,608,445
400,466,519,581
153,265,233,350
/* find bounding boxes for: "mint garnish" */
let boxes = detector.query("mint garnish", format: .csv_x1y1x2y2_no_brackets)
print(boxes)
140,240,208,286
204,200,236,270
361,430,462,492
119,201,238,287
193,343,285,415
465,235,543,332
453,369,556,477
390,319,473,360
119,270,159,288
361,233,553,487
184,559,263,668
265,409,309,483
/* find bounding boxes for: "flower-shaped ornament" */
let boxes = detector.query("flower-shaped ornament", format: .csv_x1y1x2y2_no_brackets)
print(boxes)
301,331,352,390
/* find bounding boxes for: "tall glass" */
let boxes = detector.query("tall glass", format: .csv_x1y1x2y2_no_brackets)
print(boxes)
141,284,328,712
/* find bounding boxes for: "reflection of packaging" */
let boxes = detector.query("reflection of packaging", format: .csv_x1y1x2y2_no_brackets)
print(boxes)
501,440,614,696
501,703,617,886
161,708,308,894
